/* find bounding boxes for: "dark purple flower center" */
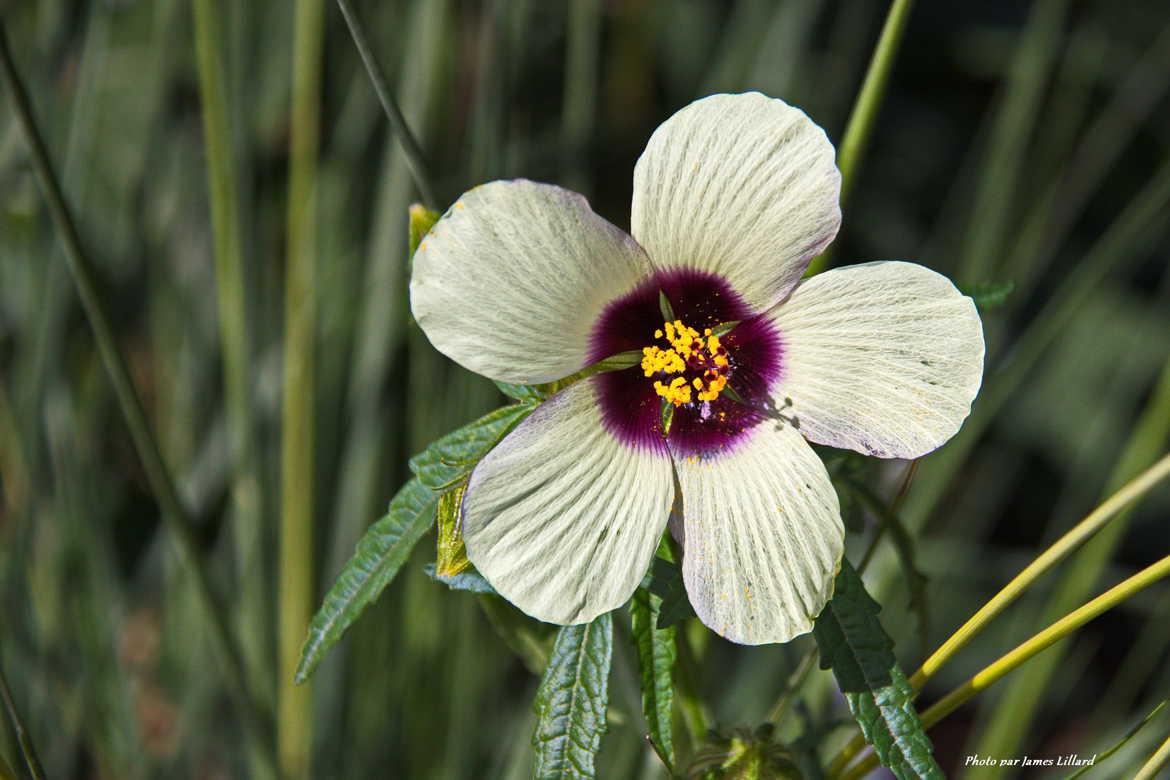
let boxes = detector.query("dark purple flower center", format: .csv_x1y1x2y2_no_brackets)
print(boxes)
589,268,784,458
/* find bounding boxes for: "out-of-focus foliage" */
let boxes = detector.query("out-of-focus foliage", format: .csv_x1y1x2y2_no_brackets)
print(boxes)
2,0,1170,776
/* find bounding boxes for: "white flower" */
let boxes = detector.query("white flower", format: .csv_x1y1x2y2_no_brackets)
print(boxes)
410,92,984,644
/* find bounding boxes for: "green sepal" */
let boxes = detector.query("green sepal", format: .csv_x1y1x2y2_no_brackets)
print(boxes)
533,614,613,779
409,403,536,490
408,203,441,256
688,724,802,779
435,480,470,577
296,478,437,683
422,563,496,594
630,587,677,769
813,560,942,780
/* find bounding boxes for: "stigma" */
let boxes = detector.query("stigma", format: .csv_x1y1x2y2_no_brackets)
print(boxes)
640,319,731,406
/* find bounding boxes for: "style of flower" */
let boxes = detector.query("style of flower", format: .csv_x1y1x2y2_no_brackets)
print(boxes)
410,92,984,644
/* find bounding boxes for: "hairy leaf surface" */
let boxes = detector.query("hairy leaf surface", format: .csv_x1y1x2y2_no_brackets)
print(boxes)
533,614,613,779
813,560,942,780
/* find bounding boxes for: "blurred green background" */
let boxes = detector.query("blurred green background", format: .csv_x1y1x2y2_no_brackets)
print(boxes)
2,0,1170,777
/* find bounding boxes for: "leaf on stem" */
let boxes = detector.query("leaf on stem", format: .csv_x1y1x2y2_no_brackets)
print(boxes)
630,587,676,769
409,403,536,490
813,560,942,780
533,614,613,779
494,380,545,404
296,478,438,683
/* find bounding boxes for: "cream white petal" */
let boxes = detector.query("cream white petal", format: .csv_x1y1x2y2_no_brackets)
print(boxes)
410,180,652,384
462,379,674,624
631,92,841,311
674,422,843,645
770,261,985,459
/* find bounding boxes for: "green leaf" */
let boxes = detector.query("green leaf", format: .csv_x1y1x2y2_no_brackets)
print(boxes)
408,403,536,490
533,614,613,779
630,588,676,768
958,280,1016,310
408,203,440,256
645,556,695,628
813,560,942,780
494,380,545,403
435,481,470,577
422,563,496,595
296,478,438,683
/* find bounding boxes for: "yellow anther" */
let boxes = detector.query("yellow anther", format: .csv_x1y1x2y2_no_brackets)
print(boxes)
640,317,732,408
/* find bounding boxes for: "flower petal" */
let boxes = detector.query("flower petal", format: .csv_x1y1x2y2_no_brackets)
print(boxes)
462,379,674,624
631,92,841,311
674,422,843,644
411,180,652,384
770,261,985,459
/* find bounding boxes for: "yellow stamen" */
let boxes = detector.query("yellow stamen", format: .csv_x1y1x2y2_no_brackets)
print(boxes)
639,317,732,407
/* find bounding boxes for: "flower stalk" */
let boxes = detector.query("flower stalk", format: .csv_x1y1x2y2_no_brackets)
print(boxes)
806,0,916,275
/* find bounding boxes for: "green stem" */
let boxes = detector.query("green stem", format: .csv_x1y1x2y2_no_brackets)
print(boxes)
191,0,271,720
0,657,44,780
806,0,915,275
280,0,324,775
827,451,1170,775
334,0,440,208
1134,731,1170,780
0,22,273,765
766,646,819,725
837,553,1170,780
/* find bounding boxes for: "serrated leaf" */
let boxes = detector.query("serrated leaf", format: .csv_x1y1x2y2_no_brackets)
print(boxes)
533,614,613,779
408,403,535,490
630,588,676,768
958,280,1016,310
435,481,470,577
813,560,942,780
422,563,497,594
296,478,437,683
408,203,440,256
494,380,545,403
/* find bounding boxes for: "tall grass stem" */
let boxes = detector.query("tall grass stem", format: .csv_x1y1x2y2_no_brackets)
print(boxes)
335,0,440,208
0,22,274,767
806,0,914,275
280,0,325,775
0,658,45,780
838,553,1170,780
